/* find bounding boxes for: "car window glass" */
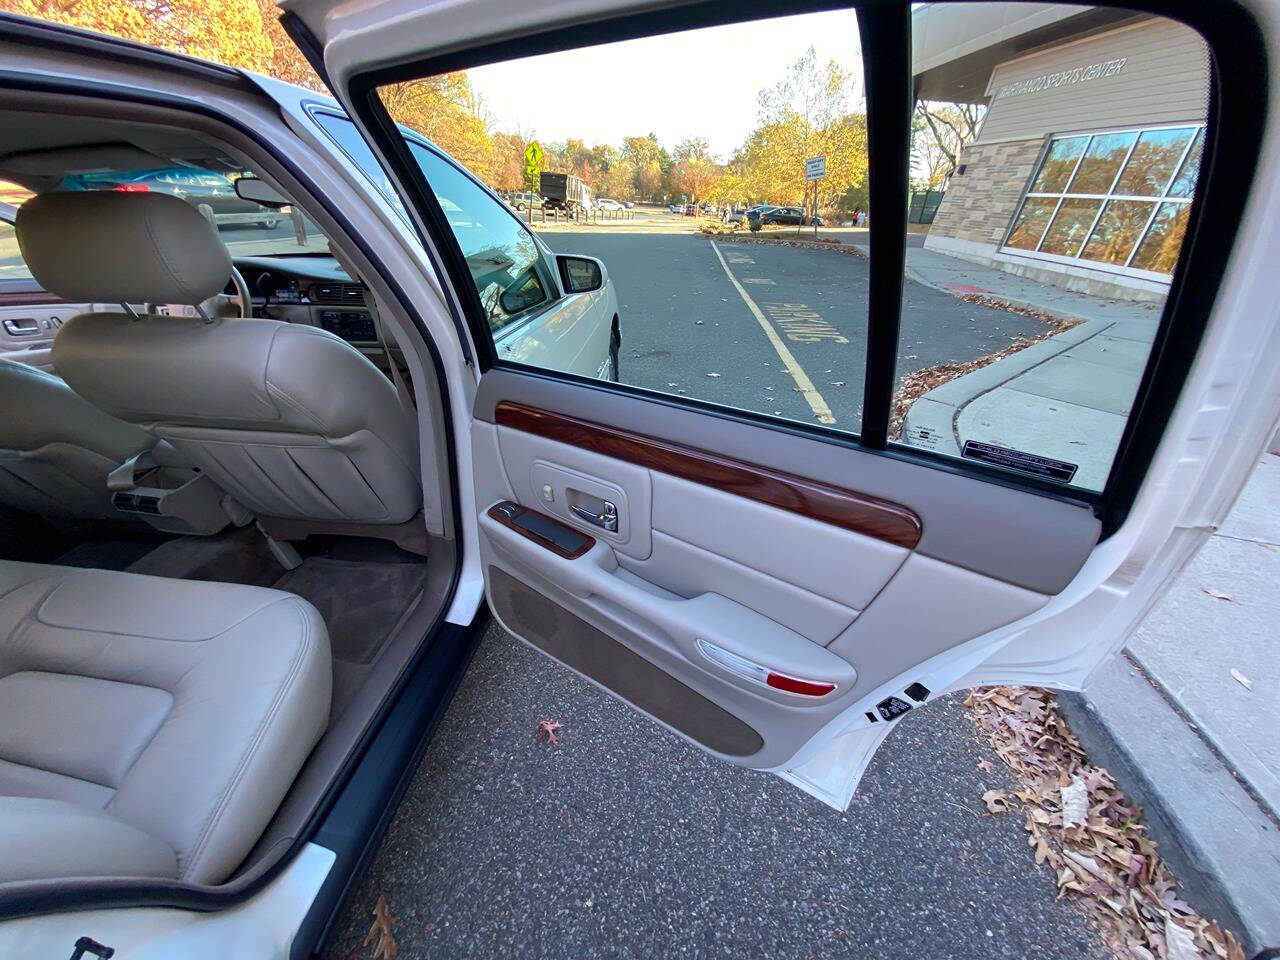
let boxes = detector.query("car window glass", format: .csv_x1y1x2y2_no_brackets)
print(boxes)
402,141,552,335
0,181,34,283
55,166,329,255
898,5,1210,492
310,110,412,224
375,9,870,427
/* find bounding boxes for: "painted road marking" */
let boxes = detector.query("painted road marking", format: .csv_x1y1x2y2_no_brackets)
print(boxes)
743,278,776,285
763,302,849,343
726,254,755,264
709,239,836,425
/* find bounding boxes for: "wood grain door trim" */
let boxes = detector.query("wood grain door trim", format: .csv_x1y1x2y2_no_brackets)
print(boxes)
486,501,596,559
494,401,922,549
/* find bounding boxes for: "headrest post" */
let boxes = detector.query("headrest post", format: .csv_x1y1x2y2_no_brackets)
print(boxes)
194,304,213,324
121,303,140,321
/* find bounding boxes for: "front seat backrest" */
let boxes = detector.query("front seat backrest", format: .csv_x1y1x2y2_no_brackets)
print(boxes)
16,191,422,526
0,357,153,520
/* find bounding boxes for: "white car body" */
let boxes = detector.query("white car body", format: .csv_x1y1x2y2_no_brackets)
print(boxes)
0,0,1278,956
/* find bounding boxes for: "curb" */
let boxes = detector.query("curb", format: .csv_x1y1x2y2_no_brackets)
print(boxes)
1060,655,1280,954
900,318,1116,453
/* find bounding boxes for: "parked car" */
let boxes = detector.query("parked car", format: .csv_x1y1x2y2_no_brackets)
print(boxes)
667,202,682,213
509,190,543,211
596,197,623,211
622,200,635,208
61,168,283,228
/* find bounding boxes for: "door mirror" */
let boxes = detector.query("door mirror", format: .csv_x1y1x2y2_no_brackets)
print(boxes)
234,177,291,208
557,255,603,293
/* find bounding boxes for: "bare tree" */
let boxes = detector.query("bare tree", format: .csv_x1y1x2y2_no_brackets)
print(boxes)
912,101,985,188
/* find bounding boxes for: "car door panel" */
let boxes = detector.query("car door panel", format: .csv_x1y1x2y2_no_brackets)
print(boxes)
471,371,1096,776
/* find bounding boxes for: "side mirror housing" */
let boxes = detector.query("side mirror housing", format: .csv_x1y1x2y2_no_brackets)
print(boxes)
234,176,291,208
557,255,604,293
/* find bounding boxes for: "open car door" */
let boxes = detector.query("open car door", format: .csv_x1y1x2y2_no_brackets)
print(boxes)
286,0,1280,808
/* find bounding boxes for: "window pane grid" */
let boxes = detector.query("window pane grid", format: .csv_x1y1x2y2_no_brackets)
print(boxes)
1004,124,1203,273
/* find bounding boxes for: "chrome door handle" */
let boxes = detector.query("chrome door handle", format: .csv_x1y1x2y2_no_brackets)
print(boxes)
3,318,39,337
570,500,618,533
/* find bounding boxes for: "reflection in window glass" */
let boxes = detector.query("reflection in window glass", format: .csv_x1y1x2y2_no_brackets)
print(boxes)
897,7,1208,494
1029,136,1087,192
1039,198,1102,256
404,141,551,335
1130,202,1191,273
1006,197,1057,250
1080,200,1157,264
1114,127,1195,196
1068,131,1137,194
1167,128,1205,198
377,8,869,430
999,124,1203,273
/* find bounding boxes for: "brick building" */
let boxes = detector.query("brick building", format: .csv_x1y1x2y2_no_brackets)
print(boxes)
913,4,1209,301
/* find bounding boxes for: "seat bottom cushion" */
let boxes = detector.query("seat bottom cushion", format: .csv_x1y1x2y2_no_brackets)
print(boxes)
0,560,332,884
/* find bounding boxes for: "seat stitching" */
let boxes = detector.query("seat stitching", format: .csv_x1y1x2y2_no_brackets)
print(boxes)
179,597,318,880
0,755,117,793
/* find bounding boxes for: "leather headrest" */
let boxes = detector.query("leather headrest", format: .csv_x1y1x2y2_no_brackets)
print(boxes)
16,191,232,305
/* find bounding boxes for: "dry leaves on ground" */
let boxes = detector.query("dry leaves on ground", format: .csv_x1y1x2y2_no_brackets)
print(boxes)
362,894,398,960
1202,588,1235,602
965,686,1246,960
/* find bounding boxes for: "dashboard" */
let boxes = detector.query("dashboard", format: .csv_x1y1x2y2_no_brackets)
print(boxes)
232,255,381,346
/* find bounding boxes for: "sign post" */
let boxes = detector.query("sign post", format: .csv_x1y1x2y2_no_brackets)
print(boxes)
805,156,825,236
523,142,544,219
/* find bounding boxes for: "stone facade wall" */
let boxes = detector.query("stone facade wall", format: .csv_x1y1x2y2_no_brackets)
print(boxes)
928,139,1044,249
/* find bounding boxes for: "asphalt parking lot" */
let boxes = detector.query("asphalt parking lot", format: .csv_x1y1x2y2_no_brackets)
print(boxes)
326,623,1107,959
541,223,1048,431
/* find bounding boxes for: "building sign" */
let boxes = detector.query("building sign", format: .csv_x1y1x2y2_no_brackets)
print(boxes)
994,57,1127,99
805,156,826,181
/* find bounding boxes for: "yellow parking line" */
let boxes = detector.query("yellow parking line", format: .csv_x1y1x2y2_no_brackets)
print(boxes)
708,239,836,425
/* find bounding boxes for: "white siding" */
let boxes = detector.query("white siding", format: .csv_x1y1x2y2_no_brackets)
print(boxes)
977,17,1209,144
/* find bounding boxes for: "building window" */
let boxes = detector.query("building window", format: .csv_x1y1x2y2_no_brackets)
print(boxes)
1003,124,1204,276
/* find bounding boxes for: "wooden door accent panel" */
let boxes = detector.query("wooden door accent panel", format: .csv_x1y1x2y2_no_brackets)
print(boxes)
486,500,596,559
494,401,922,549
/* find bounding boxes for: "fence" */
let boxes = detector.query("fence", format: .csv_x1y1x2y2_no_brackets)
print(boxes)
907,190,945,224
519,205,635,224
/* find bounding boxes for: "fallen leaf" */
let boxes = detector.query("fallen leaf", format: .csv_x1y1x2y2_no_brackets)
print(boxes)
706,372,721,378
536,719,563,745
982,789,1012,814
1202,588,1234,602
364,894,398,960
1061,776,1089,829
977,758,995,774
1164,916,1202,960
1230,668,1253,692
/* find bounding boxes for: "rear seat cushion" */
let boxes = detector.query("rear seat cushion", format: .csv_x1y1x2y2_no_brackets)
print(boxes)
0,560,331,884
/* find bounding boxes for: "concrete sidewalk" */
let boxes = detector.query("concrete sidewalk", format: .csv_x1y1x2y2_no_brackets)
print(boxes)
896,248,1163,489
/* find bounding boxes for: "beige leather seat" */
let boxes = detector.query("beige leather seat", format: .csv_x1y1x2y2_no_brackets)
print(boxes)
0,357,153,520
0,559,331,883
15,191,422,527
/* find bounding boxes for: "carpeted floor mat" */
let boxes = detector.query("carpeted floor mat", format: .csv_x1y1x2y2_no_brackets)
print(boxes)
271,556,427,665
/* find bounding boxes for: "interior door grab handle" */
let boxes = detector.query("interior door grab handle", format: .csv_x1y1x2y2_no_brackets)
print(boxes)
570,500,618,532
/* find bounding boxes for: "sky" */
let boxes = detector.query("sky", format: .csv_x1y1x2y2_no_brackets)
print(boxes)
467,9,864,161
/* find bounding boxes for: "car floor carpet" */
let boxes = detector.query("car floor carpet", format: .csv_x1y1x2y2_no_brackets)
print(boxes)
125,524,281,586
53,533,169,571
270,556,427,666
